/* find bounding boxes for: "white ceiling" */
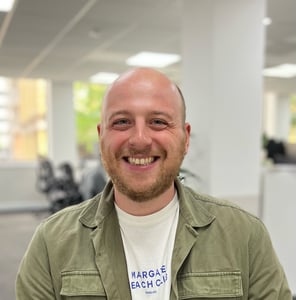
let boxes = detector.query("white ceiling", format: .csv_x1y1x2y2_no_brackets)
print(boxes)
0,0,296,92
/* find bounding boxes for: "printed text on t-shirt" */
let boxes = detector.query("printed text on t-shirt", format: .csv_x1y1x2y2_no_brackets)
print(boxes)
130,265,168,294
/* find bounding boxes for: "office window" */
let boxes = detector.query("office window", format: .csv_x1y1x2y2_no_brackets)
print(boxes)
73,82,106,159
0,77,48,162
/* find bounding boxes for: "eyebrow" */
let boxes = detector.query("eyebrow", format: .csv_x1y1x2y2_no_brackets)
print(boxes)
107,110,131,121
108,110,173,120
149,111,173,120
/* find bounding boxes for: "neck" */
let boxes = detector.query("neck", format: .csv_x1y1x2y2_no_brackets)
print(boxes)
114,184,176,216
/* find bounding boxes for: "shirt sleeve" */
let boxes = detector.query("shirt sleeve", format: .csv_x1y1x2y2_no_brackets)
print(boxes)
15,223,57,300
248,219,292,299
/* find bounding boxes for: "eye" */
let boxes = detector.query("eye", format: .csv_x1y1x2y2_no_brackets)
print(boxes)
150,119,168,130
112,118,132,130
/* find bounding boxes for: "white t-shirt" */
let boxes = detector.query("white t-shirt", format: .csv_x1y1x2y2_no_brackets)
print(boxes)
115,194,179,299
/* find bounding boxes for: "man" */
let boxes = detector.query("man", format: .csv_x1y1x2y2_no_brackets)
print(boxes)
16,68,291,299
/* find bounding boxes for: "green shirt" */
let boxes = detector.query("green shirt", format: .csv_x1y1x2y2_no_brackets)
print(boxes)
16,179,292,299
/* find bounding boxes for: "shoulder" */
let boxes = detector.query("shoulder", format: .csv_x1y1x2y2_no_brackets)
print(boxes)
39,195,100,236
180,185,274,253
182,184,265,230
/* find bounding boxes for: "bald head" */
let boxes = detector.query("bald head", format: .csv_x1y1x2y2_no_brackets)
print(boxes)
101,68,186,123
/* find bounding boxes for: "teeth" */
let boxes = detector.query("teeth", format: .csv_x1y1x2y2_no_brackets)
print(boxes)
128,157,154,165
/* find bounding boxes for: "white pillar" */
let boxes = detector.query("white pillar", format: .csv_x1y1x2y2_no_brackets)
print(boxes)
181,0,266,215
47,81,78,167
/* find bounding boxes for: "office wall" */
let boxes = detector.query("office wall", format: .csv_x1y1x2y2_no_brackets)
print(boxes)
262,166,296,295
0,164,47,211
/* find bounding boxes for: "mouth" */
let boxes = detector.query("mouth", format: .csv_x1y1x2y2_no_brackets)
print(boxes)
124,156,158,166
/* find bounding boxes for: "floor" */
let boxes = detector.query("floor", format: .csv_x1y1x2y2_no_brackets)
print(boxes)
0,211,49,300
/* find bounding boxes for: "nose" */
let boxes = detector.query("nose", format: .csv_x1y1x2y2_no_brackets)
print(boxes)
128,122,152,150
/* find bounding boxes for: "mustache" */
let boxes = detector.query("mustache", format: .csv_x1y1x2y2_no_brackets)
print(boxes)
127,149,152,156
116,147,165,159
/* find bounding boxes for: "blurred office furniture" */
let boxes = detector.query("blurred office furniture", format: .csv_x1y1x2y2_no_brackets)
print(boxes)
36,159,83,214
78,160,106,200
265,139,296,164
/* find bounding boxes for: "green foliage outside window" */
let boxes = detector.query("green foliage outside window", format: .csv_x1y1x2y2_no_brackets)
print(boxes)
289,94,296,144
73,82,107,158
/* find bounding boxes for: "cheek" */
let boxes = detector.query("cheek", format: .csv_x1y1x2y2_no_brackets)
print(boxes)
164,130,187,146
100,132,127,152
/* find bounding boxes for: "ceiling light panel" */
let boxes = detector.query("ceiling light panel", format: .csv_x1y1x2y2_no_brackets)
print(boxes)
90,72,119,84
0,0,15,12
126,52,181,68
263,64,296,78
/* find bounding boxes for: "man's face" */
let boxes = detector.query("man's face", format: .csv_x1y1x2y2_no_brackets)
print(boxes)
98,69,190,202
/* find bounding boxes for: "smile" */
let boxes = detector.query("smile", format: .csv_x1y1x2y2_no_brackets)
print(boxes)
126,157,155,166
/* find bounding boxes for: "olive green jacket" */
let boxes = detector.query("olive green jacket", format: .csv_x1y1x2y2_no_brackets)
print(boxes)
16,179,292,299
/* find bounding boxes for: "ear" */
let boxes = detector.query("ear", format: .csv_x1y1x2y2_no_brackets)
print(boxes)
97,124,102,137
184,123,191,154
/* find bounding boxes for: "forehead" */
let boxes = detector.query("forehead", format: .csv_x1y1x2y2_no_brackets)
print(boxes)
102,70,182,114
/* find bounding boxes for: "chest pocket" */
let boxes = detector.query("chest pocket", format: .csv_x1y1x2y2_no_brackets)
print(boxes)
177,271,243,299
60,270,106,299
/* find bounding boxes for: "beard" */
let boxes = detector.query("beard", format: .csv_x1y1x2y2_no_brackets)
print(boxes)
100,144,186,202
